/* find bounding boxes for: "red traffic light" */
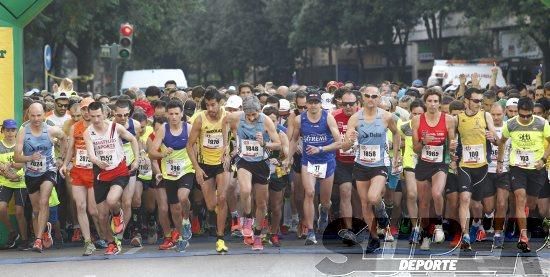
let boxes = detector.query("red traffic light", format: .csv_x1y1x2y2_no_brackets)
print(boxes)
120,24,133,37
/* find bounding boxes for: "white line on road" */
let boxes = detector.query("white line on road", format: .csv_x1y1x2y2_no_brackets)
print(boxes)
124,247,143,255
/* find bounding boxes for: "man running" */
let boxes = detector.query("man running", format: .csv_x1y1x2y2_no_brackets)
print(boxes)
344,86,400,252
187,88,229,253
288,90,341,245
223,96,281,250
15,103,67,253
84,102,139,255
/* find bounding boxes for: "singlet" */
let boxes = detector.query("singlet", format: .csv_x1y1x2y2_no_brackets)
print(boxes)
488,126,510,173
122,119,137,165
0,140,25,189
198,110,226,165
88,122,128,181
399,120,417,169
46,113,71,129
73,120,93,170
160,123,194,180
23,122,56,177
502,115,550,170
300,110,335,165
237,113,270,162
355,108,387,167
417,112,448,164
457,111,488,168
334,110,355,164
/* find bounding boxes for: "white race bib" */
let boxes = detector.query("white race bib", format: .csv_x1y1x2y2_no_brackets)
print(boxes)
138,156,152,177
307,162,327,179
166,159,185,177
421,145,444,163
241,139,263,157
462,144,485,164
27,156,47,172
75,149,93,169
515,149,535,168
203,132,223,149
359,145,381,164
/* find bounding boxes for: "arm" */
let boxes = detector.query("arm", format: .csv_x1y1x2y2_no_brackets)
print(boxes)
489,65,498,89
13,128,29,163
118,124,140,171
321,114,342,152
343,115,358,151
485,112,498,145
263,116,281,151
386,112,401,160
456,74,466,99
411,115,423,154
279,132,290,168
186,115,203,171
287,115,300,160
446,114,457,152
83,129,99,165
536,66,542,87
471,72,481,89
148,124,166,160
50,126,67,160
62,125,75,167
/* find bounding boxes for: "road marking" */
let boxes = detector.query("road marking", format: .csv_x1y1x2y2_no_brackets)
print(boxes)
124,247,143,255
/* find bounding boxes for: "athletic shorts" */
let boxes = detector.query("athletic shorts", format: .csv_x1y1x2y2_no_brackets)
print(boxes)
387,166,400,191
70,167,94,188
509,166,545,197
269,174,289,192
458,165,488,200
236,159,270,185
302,159,336,179
539,171,550,198
353,163,388,182
395,179,403,192
0,186,27,206
25,171,57,194
159,173,194,205
486,172,510,194
199,163,224,180
445,173,459,194
137,177,154,190
334,160,354,185
94,175,129,204
415,160,448,182
292,153,302,174
48,206,58,223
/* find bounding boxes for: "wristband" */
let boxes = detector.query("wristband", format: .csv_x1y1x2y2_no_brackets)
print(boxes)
319,146,324,153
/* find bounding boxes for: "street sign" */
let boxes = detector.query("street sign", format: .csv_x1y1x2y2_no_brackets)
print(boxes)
44,44,51,71
100,44,111,58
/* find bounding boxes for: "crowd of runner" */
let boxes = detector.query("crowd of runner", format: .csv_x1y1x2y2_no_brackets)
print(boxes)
2,68,550,256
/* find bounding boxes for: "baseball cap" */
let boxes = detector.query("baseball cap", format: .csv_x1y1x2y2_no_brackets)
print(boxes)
279,99,290,111
506,98,519,107
412,79,423,88
326,81,339,91
54,91,70,100
225,95,243,109
444,84,459,92
80,97,94,108
24,88,40,97
306,91,321,102
321,92,334,110
2,119,17,129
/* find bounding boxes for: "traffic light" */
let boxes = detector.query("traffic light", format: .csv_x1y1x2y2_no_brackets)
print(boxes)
118,23,133,59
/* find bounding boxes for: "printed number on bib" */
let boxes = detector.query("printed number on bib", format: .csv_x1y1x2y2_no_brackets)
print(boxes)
167,159,185,177
99,154,114,167
203,133,223,149
421,145,443,163
27,156,47,172
138,157,152,177
359,145,381,164
515,149,534,168
76,149,92,169
307,162,327,179
241,140,263,157
462,144,485,164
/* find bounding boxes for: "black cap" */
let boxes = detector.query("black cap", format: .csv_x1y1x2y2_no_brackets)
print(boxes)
306,91,321,102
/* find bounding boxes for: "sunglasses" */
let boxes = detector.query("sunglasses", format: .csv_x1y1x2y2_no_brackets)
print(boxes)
469,98,482,104
297,105,307,110
342,101,356,107
57,103,69,108
115,113,130,118
518,113,532,119
363,94,379,99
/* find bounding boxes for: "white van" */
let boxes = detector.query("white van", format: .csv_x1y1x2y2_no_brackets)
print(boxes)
429,60,506,88
120,69,188,93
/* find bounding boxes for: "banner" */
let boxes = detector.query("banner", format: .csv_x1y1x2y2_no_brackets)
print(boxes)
0,27,14,121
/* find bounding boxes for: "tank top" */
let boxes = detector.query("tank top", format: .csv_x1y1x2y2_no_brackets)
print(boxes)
417,112,448,164
198,110,226,165
237,113,270,162
399,120,418,169
73,120,93,170
334,110,355,164
0,140,25,189
355,108,387,167
300,110,335,165
23,123,56,176
161,123,194,180
457,111,488,168
122,119,137,165
488,126,510,173
88,122,126,173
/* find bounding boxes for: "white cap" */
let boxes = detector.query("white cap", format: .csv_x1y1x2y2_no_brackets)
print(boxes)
445,84,459,92
321,92,334,110
279,99,290,111
225,95,242,109
228,86,236,91
54,91,70,100
506,98,519,107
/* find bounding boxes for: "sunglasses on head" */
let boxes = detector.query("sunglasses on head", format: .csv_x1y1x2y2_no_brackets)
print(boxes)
363,94,379,99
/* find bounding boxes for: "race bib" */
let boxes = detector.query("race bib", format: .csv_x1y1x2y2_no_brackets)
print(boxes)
75,149,93,169
421,145,444,163
307,162,327,179
166,159,185,177
98,153,115,167
359,145,381,164
462,144,485,164
241,139,263,158
203,132,223,149
123,146,134,164
339,133,355,156
138,156,152,177
27,156,47,172
515,149,534,168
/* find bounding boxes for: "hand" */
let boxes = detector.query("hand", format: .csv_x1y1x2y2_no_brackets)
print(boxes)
496,162,503,174
255,132,264,147
163,147,174,158
52,83,58,93
97,161,109,170
59,165,67,179
450,161,457,171
282,159,290,171
485,130,495,143
537,65,542,76
459,74,466,84
195,167,208,185
535,159,545,170
130,160,138,173
491,65,498,76
269,158,280,166
30,152,42,161
422,134,436,145
306,145,321,155
348,131,358,143
449,139,458,151
471,73,480,86
155,173,163,183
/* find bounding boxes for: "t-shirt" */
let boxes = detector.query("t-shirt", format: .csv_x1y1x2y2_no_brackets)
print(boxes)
502,115,550,169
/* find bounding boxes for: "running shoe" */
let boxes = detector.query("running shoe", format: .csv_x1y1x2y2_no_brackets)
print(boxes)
433,224,445,243
317,204,329,233
111,209,125,235
338,229,358,244
375,201,389,229
289,217,299,233
191,215,202,235
83,241,96,256
252,236,263,250
95,239,108,249
230,217,242,237
32,238,43,253
269,234,281,247
460,234,472,251
492,234,504,249
104,241,120,255
244,235,254,246
399,218,411,234
469,224,479,244
305,231,317,245
130,233,143,247
176,239,188,253
390,225,399,238
216,239,228,253
241,217,254,238
6,232,20,249
72,227,83,242
409,227,420,244
420,237,431,250
18,240,32,251
42,222,53,249
365,238,381,253
476,229,487,242
181,220,192,241
159,237,175,250
517,232,531,253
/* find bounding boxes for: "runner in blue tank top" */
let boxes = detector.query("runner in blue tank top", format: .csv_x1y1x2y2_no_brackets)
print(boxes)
344,85,401,253
288,90,342,246
15,103,67,253
223,96,281,251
